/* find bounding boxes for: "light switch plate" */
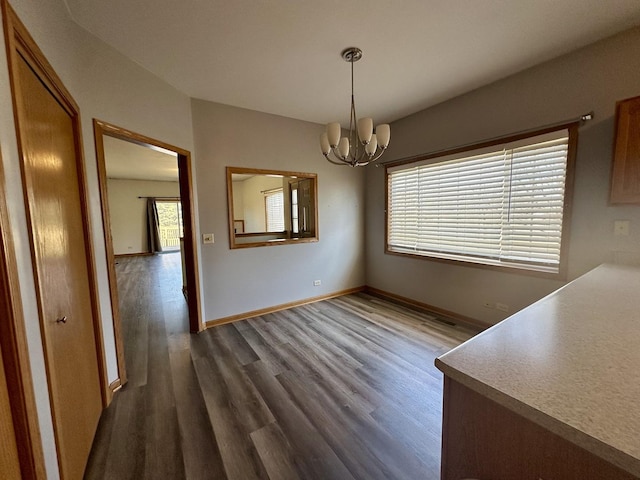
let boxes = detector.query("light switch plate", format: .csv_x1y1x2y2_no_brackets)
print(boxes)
202,233,214,244
614,220,630,237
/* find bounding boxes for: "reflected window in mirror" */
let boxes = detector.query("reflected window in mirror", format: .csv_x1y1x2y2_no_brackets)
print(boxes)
264,188,284,231
227,167,318,248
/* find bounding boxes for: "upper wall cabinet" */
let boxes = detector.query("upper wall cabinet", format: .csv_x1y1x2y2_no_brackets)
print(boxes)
610,95,640,204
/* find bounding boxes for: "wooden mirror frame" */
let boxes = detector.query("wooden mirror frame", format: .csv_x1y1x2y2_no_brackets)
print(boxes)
226,166,319,249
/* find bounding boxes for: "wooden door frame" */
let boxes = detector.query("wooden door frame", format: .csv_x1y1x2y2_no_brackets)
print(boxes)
93,119,203,386
0,151,46,479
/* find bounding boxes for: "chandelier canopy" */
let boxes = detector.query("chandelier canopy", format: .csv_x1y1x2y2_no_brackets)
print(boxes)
320,47,390,167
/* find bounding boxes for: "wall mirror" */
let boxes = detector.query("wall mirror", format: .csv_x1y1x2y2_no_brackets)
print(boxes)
226,167,318,248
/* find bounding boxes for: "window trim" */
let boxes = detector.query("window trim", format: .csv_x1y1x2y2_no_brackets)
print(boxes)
384,122,579,279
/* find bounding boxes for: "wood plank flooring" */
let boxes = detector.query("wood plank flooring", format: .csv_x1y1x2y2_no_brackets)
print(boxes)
84,253,479,479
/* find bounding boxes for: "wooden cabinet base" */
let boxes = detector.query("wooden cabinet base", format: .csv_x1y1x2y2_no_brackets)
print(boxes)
440,377,635,480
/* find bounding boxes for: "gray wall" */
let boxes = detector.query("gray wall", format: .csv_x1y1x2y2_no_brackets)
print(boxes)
366,27,640,325
191,100,365,322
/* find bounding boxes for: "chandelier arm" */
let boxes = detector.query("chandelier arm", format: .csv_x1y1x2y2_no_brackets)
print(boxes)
353,145,388,167
356,152,374,166
354,149,370,165
324,153,352,166
366,146,388,163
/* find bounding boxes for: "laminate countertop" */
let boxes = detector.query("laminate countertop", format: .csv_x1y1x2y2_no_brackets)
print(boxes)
435,263,640,476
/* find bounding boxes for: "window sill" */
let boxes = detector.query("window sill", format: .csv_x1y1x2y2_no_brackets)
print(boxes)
386,246,566,280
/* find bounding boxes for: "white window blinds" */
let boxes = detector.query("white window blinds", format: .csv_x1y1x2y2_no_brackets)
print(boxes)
387,130,572,274
265,189,284,232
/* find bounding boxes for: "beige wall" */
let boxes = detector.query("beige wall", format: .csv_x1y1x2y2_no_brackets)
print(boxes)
240,175,282,232
366,27,640,325
107,179,180,255
192,99,365,322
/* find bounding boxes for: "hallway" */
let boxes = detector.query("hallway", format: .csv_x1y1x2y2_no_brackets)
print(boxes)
85,253,223,478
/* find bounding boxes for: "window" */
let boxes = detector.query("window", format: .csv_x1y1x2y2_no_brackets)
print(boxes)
291,187,299,234
155,199,183,251
265,188,285,232
386,126,577,276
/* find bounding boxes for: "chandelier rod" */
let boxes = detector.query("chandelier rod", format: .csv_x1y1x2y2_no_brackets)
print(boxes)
349,58,358,161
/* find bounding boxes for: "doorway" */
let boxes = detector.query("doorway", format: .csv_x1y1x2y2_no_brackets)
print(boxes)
93,120,202,387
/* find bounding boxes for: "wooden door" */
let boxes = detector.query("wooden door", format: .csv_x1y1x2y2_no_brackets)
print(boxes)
0,341,22,479
7,11,105,479
297,178,315,237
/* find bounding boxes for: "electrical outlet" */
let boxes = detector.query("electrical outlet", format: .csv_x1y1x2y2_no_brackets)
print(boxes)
496,302,509,312
313,280,321,286
202,233,214,244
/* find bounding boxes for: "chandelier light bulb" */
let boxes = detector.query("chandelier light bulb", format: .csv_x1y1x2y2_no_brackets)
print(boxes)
376,124,391,148
319,47,390,167
327,123,341,147
357,117,373,144
320,132,331,155
365,134,378,156
337,137,350,159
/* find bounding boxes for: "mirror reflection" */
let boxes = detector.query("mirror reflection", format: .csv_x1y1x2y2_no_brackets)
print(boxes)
226,167,318,248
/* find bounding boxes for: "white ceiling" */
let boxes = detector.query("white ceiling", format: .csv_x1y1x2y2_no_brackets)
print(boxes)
65,1,640,126
104,135,178,182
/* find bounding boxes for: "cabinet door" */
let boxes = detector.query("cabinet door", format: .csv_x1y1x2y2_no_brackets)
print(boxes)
440,377,636,480
610,95,640,204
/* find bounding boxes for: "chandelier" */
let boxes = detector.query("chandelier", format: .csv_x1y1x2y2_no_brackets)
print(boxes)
320,47,390,167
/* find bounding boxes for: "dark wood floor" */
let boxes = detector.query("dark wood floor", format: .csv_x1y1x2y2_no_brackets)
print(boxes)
84,253,479,479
